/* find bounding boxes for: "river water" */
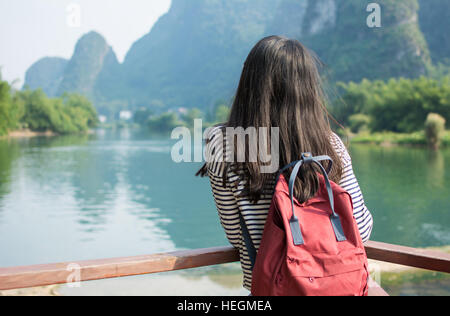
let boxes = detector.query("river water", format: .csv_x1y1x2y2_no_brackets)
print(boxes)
0,129,449,295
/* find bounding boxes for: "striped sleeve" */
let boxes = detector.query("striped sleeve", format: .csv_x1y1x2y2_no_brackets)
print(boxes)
330,133,374,242
205,127,241,249
205,126,273,290
209,174,242,249
207,168,255,290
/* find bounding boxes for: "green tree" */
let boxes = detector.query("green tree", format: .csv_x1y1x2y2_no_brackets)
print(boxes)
19,89,54,132
214,104,230,124
334,76,450,133
133,107,153,126
0,77,12,135
181,108,204,127
15,89,97,134
62,93,98,128
348,114,371,133
425,113,446,149
147,112,183,133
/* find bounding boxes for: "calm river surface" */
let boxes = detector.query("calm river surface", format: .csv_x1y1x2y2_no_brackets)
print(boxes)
0,129,449,295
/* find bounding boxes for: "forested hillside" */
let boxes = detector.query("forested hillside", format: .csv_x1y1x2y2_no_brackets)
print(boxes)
24,0,449,115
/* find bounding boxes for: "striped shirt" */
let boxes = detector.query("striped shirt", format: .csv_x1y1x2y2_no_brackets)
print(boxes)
205,127,374,291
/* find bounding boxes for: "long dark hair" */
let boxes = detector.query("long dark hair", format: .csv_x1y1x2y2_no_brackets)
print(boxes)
198,35,342,204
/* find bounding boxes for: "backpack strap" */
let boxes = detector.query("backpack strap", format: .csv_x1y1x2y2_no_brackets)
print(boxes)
288,153,347,245
276,155,332,184
239,212,256,270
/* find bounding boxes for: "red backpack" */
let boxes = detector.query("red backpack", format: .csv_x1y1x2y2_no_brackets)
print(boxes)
240,153,369,296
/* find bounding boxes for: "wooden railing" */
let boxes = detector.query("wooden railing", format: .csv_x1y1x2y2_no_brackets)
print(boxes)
0,241,449,295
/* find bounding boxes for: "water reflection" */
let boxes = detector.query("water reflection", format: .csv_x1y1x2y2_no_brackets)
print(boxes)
0,130,179,266
426,150,445,189
0,139,20,219
123,139,227,250
0,131,449,268
349,144,450,247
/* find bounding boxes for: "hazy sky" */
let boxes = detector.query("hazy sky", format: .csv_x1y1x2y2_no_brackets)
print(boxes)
0,0,171,86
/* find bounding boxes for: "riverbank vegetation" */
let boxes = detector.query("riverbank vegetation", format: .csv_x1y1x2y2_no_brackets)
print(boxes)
0,74,98,137
133,75,450,148
333,76,450,147
133,101,231,133
350,130,450,147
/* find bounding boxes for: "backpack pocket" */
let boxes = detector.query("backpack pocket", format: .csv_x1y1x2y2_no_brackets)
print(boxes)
285,247,366,278
278,266,369,296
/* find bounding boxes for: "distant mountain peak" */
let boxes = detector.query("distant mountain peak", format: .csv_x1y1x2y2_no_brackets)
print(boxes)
56,30,119,97
75,31,109,49
24,57,68,97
